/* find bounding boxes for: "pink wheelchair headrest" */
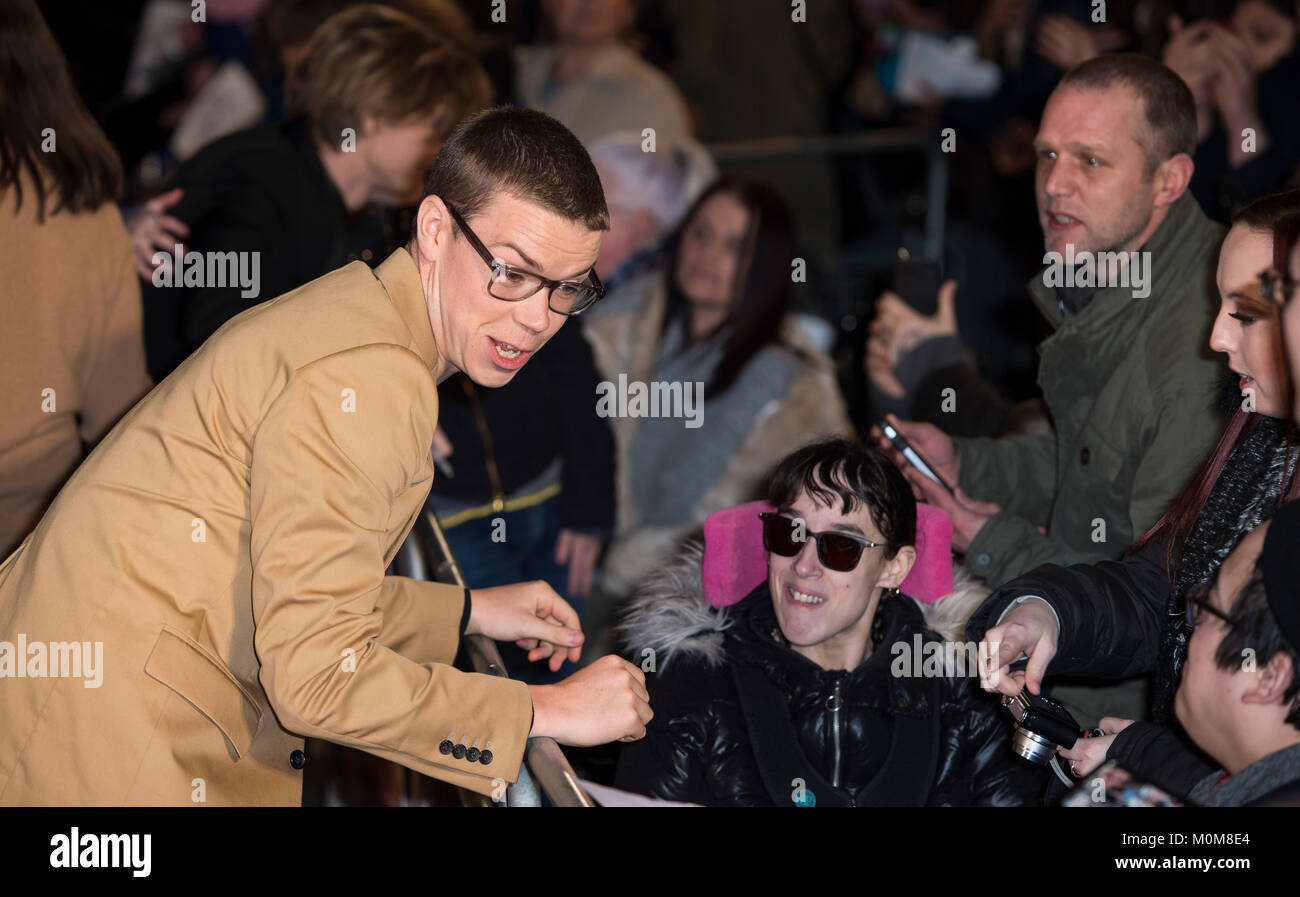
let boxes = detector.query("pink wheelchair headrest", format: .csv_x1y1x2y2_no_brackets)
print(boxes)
701,500,954,608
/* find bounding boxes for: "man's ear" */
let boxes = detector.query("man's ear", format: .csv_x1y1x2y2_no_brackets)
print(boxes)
414,194,451,266
878,545,917,592
1243,650,1295,707
1153,152,1194,209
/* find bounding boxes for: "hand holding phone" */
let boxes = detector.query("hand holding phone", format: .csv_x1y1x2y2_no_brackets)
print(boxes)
877,417,955,494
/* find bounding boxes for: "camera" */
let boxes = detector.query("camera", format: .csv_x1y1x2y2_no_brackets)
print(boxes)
1001,689,1085,766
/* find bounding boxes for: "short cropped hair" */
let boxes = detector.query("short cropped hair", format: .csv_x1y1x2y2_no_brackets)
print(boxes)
767,437,917,559
420,106,609,233
288,4,490,147
1216,560,1300,732
1058,54,1197,179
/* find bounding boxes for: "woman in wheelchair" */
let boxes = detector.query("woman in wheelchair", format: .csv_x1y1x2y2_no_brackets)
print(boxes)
614,437,1044,806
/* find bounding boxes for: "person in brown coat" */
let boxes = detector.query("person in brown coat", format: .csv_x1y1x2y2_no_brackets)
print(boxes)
0,105,651,806
0,0,151,558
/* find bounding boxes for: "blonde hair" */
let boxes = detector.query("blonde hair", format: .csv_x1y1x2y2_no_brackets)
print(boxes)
288,4,490,146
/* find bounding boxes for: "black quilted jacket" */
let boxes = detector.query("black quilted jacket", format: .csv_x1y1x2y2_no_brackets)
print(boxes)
615,583,1045,806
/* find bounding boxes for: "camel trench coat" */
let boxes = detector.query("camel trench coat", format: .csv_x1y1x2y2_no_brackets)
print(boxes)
0,249,531,805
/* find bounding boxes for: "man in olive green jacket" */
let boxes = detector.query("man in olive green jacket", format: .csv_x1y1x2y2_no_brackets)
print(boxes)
880,57,1228,725
954,182,1224,588
883,58,1226,597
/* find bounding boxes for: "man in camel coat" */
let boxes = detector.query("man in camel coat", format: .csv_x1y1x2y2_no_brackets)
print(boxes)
0,108,651,806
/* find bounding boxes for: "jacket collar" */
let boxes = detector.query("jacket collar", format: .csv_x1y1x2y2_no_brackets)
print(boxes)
374,247,440,374
735,586,936,718
1026,190,1210,330
1193,741,1300,806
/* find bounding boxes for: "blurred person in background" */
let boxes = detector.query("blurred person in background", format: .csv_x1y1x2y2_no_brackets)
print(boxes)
0,0,152,557
584,175,854,599
652,0,855,251
1163,2,1300,222
139,4,490,379
127,0,492,279
515,0,690,148
582,130,715,317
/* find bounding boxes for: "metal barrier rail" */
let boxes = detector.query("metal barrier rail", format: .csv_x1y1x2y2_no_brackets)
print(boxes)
460,634,596,807
705,127,949,261
412,508,596,808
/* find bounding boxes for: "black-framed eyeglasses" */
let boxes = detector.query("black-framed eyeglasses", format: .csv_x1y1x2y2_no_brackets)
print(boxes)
1258,267,1297,307
1184,583,1245,630
759,512,883,573
447,203,604,316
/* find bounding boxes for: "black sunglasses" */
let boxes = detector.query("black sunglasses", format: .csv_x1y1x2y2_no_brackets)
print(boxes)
446,203,604,316
759,512,882,573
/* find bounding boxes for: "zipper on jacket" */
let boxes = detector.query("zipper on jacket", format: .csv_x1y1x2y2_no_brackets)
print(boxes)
826,675,845,791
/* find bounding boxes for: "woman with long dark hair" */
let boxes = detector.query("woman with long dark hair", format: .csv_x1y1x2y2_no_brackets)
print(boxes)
971,190,1300,795
584,174,853,596
0,0,151,557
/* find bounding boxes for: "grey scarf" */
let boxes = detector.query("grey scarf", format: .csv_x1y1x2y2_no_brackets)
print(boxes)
1153,415,1297,724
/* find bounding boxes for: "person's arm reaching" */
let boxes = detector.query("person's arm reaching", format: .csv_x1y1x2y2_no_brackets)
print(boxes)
249,344,535,795
972,536,1172,696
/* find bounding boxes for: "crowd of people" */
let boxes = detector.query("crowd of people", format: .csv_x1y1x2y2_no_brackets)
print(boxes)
2,0,1299,808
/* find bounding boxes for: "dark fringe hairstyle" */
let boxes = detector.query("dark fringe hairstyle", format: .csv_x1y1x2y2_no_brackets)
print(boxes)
1218,559,1300,731
766,436,916,559
0,0,123,221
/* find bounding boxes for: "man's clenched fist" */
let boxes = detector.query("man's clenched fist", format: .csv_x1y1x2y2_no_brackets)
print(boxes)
528,655,653,746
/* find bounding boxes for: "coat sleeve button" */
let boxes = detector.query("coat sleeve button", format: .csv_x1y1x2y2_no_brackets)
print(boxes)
439,739,454,755
479,750,493,765
466,747,481,762
452,743,467,759
289,749,306,769
1080,447,1091,465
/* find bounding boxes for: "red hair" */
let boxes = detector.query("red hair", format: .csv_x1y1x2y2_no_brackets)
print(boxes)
1135,411,1299,574
1134,193,1300,570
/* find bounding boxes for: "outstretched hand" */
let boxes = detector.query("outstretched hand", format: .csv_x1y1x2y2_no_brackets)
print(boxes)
466,581,584,672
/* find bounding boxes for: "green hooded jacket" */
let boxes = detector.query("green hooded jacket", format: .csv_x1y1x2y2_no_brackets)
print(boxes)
956,191,1228,587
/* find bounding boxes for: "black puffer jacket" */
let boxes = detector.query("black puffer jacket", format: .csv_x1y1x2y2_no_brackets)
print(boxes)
614,546,1045,806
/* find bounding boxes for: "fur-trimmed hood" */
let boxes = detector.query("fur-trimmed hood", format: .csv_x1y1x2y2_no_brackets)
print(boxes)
619,537,990,672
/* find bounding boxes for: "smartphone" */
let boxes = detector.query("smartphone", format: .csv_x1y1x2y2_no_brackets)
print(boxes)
891,249,943,316
878,418,954,494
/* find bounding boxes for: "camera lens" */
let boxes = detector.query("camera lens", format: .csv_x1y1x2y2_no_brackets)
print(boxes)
1010,724,1058,766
